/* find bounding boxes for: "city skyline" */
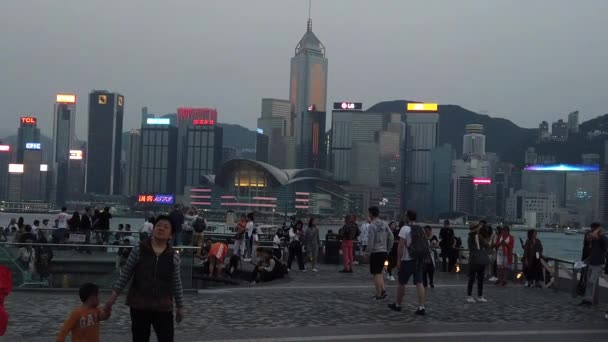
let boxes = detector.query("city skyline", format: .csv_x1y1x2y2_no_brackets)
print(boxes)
1,1,608,140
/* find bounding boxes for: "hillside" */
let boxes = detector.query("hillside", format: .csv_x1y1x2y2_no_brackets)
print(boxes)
367,100,538,165
217,123,257,149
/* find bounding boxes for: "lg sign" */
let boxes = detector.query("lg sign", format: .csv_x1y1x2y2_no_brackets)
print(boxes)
333,102,363,111
20,117,37,125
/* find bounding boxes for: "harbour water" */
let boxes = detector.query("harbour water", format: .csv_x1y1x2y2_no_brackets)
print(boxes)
0,212,585,262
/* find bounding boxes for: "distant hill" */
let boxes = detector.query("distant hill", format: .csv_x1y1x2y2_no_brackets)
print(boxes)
217,123,257,149
367,100,538,165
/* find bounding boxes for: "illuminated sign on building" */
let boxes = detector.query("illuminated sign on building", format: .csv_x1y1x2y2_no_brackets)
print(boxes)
25,143,41,150
69,150,84,160
56,94,76,104
256,128,264,134
406,103,439,112
40,164,48,172
192,119,215,126
0,145,9,152
118,96,123,107
473,178,492,185
137,194,175,204
20,117,37,125
524,164,599,172
333,102,363,111
98,95,107,104
146,118,171,125
177,108,218,121
8,164,24,174
307,104,316,111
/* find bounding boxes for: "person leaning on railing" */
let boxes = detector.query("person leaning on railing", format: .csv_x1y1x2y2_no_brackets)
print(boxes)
579,222,607,307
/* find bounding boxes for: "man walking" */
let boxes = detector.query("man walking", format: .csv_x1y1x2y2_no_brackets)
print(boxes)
439,219,455,272
579,222,607,306
169,205,185,246
365,207,394,300
389,210,427,315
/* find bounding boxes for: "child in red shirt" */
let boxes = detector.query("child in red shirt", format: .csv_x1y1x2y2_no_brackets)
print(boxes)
56,283,111,342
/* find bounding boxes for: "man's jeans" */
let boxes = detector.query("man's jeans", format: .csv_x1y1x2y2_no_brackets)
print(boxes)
584,264,603,302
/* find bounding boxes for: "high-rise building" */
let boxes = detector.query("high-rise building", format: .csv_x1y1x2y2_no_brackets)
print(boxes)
551,119,568,141
568,111,579,133
290,18,328,168
139,119,178,195
86,90,124,195
67,149,86,201
582,153,600,165
0,144,11,200
538,121,550,141
176,108,223,194
463,124,485,157
16,116,41,163
402,103,439,219
53,94,77,205
505,190,557,227
124,130,141,196
431,144,453,218
257,98,292,167
296,108,326,169
255,134,269,163
22,149,45,201
7,164,24,201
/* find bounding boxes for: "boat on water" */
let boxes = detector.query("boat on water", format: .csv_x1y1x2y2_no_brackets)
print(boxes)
564,229,577,236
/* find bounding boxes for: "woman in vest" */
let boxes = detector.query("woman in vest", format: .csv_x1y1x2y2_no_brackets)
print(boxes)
106,215,184,342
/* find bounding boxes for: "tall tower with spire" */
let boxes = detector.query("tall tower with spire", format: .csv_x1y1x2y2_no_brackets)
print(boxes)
289,5,328,169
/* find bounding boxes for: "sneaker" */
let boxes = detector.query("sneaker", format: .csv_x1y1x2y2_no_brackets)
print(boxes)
339,269,348,273
287,268,291,272
466,296,476,303
430,284,435,288
578,300,592,306
249,281,256,286
301,269,307,273
388,303,402,312
389,275,395,281
380,290,387,299
354,261,360,265
312,268,318,272
415,307,426,316
477,296,488,303
489,276,498,282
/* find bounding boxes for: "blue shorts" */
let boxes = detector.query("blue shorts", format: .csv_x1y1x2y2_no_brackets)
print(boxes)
399,260,422,285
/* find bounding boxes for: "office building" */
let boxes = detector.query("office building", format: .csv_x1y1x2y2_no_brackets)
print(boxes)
402,103,439,218
139,118,178,195
431,144,453,218
0,144,10,200
290,18,328,168
7,164,23,201
568,111,579,133
124,130,141,196
255,134,269,163
296,108,326,169
16,116,41,163
452,177,474,213
67,150,86,200
22,149,45,201
53,94,77,205
176,108,223,194
505,190,557,227
86,90,124,195
551,119,568,141
539,121,550,141
463,124,485,157
256,98,292,168
582,153,600,165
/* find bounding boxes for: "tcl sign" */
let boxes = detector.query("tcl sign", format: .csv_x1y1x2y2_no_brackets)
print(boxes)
20,117,37,125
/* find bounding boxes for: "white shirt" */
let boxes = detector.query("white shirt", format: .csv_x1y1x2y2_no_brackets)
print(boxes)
57,212,70,229
398,225,413,261
246,221,255,236
141,222,154,235
31,225,40,234
273,235,281,249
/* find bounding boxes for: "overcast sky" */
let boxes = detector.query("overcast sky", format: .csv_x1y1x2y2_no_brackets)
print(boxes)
1,0,607,139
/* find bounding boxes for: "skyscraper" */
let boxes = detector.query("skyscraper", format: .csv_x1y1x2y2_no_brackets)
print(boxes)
124,129,141,196
290,18,328,168
139,120,178,195
0,144,11,200
16,116,41,163
296,108,326,169
257,98,291,168
402,103,439,219
463,124,485,157
568,111,579,133
86,90,124,195
53,94,77,205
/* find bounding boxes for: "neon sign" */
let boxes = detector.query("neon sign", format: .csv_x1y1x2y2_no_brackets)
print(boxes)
20,117,37,125
333,102,363,111
69,150,83,160
25,143,41,150
137,194,175,204
8,164,24,174
177,108,218,122
40,164,48,172
56,94,76,104
192,119,215,126
146,118,171,125
406,103,438,112
257,128,264,134
473,178,492,185
0,145,9,152
524,164,599,172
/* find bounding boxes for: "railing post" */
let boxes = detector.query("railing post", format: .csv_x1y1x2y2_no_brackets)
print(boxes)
553,260,560,291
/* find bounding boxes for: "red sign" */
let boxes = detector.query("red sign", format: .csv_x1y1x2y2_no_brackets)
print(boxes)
192,119,215,126
20,117,37,125
177,108,218,122
138,194,155,203
473,178,492,185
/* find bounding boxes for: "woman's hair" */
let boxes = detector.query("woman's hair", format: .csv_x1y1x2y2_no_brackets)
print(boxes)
527,229,536,240
295,220,304,230
247,213,255,221
389,221,396,228
148,216,155,223
503,225,510,233
275,228,282,236
153,214,173,233
308,217,315,228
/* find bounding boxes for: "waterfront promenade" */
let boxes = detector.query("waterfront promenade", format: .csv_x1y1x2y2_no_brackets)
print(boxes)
3,264,608,341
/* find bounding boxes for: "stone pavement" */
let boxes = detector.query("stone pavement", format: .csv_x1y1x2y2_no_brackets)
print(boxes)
3,264,608,341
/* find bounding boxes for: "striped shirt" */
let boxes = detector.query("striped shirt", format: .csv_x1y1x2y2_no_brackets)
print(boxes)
112,244,184,308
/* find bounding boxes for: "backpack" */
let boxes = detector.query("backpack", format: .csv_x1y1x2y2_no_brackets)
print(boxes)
408,225,431,261
193,217,207,233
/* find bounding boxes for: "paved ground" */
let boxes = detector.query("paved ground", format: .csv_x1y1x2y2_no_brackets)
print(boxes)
3,264,608,341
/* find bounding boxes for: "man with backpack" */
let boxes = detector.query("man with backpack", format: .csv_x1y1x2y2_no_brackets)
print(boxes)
365,206,394,300
388,210,427,315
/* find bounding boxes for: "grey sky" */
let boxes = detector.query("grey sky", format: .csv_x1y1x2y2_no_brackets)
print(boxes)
1,0,607,139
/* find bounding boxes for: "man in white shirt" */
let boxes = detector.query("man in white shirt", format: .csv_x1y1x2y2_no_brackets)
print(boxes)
31,220,40,235
388,210,426,315
244,213,256,261
56,207,69,229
